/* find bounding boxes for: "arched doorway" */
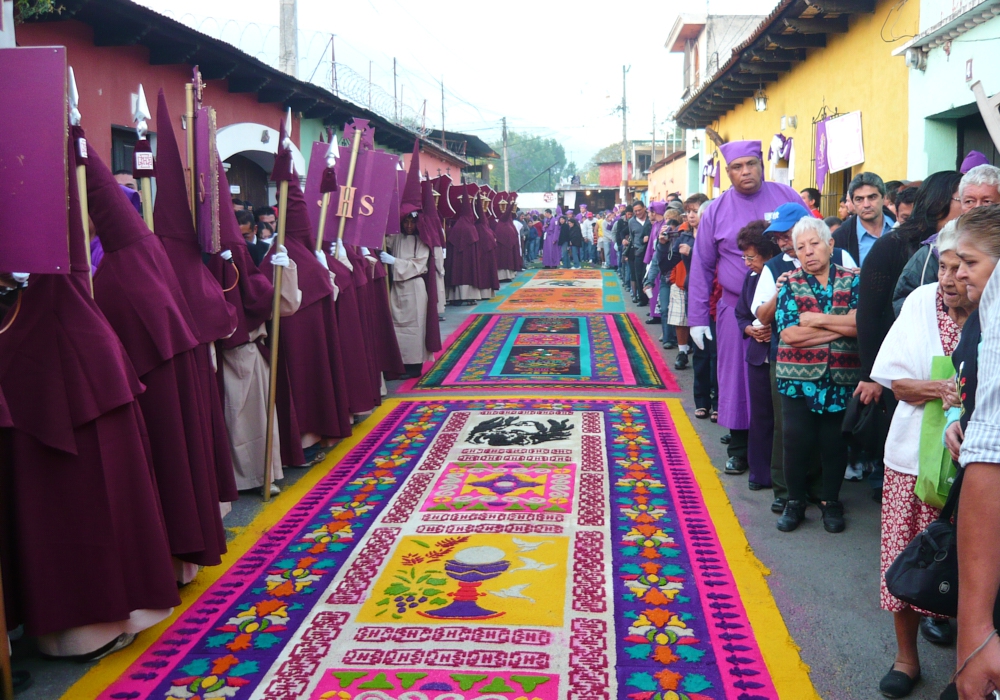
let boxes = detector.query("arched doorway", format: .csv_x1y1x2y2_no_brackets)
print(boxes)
217,122,306,208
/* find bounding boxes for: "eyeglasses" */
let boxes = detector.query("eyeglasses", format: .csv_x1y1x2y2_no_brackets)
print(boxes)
962,198,999,207
740,253,760,262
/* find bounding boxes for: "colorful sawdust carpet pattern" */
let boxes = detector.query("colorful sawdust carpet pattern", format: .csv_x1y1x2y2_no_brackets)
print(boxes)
474,269,626,313
405,313,680,393
95,399,780,700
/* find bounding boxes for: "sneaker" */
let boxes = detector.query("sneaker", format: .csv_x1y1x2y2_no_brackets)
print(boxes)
262,482,281,497
674,351,689,370
662,341,678,350
845,462,864,481
776,500,807,532
724,456,748,475
820,500,845,533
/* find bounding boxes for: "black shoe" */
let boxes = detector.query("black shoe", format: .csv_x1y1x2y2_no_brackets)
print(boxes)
919,617,954,646
771,497,787,514
645,317,661,325
720,433,731,445
724,456,748,475
776,499,807,532
879,666,920,698
674,351,690,370
820,500,845,533
663,341,677,350
872,487,883,504
637,298,649,307
748,481,767,491
13,670,32,694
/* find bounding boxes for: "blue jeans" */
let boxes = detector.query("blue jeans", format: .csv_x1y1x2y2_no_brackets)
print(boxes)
561,243,580,267
528,237,539,261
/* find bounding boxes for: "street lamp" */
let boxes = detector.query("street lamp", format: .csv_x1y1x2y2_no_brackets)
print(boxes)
488,163,494,170
754,86,768,112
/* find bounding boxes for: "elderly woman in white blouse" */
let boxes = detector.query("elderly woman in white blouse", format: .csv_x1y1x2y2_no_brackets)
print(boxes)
870,221,973,698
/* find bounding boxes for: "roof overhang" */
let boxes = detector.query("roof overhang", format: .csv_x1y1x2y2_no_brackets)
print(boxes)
891,0,1000,56
673,0,879,129
665,14,707,52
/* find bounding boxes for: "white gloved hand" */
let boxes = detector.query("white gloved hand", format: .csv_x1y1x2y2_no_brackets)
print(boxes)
690,325,713,350
220,249,233,261
361,246,371,255
271,245,290,268
442,248,447,260
314,249,330,271
380,251,396,265
11,272,29,285
331,241,353,271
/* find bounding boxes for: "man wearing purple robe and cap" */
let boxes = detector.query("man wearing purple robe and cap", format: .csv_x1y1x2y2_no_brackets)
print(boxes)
688,140,801,475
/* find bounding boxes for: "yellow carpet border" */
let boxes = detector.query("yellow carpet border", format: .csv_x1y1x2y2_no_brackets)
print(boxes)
665,398,822,699
60,399,406,700
65,395,819,699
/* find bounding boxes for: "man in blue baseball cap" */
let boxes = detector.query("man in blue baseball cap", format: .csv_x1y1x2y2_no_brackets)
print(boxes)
749,201,858,515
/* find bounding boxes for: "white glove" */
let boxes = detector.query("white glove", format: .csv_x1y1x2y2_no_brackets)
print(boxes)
690,325,713,351
11,272,29,285
314,249,330,271
361,246,371,255
380,251,396,265
271,245,290,268
442,249,447,260
331,241,353,271
220,249,233,261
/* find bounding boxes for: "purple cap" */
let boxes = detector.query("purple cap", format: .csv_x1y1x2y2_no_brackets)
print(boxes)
961,150,990,173
648,201,668,216
720,140,763,165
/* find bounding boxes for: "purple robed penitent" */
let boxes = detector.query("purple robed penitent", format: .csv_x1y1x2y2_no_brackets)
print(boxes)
542,210,561,268
0,132,179,637
154,91,239,507
688,171,800,431
304,140,381,415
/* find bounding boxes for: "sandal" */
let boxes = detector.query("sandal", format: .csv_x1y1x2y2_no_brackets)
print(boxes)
710,410,719,423
694,408,709,419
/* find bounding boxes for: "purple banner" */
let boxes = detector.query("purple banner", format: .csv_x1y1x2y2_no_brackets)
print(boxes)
815,118,829,194
194,106,220,253
0,47,70,273
334,145,397,248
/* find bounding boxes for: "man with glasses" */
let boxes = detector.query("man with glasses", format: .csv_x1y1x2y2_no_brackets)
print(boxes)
893,164,1000,316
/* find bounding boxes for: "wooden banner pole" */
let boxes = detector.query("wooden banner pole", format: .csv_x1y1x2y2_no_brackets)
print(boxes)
262,179,290,502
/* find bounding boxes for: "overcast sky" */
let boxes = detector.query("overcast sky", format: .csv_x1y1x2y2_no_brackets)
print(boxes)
136,0,778,163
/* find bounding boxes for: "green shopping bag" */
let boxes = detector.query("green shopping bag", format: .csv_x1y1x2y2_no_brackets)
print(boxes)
915,356,957,509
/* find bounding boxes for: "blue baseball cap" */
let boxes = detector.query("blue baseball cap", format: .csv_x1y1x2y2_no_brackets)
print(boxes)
764,202,812,234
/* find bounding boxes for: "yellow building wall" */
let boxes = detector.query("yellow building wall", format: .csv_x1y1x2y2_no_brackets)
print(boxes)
648,156,689,200
711,0,918,210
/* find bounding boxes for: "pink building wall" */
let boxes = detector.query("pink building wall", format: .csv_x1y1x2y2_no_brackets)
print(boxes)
598,161,633,188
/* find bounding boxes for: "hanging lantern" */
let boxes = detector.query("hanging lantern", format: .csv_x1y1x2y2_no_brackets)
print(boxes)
754,86,768,112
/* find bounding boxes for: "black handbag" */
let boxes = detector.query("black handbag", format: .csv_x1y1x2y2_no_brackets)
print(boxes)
841,393,891,459
885,468,964,617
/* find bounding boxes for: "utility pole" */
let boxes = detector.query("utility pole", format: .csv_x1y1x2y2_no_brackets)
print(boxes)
620,65,629,205
331,34,338,96
502,117,510,191
393,57,398,122
278,0,298,77
421,99,427,135
651,104,656,163
440,78,446,149
368,60,372,109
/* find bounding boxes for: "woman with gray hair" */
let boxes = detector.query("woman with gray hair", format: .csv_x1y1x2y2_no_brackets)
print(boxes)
870,219,970,698
773,217,860,533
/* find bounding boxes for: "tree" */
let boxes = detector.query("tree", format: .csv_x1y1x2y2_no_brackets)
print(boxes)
488,131,567,192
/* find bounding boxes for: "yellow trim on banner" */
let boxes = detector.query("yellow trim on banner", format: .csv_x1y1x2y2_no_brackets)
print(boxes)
61,399,405,700
666,398,822,700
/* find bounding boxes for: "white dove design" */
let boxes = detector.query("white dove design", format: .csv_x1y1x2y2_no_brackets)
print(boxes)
512,537,554,552
488,583,535,604
508,556,556,573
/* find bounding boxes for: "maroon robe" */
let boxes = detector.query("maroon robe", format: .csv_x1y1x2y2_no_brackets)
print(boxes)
474,196,500,293
86,147,228,567
444,184,480,290
257,177,352,462
0,137,178,635
328,255,380,413
345,245,385,399
494,195,519,273
154,91,239,505
369,254,407,378
416,181,443,353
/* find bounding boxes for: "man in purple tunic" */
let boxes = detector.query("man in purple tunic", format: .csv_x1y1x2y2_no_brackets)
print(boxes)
688,140,801,476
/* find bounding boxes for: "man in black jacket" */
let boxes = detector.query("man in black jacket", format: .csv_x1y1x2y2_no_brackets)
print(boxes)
628,201,652,304
831,172,894,267
238,209,270,266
